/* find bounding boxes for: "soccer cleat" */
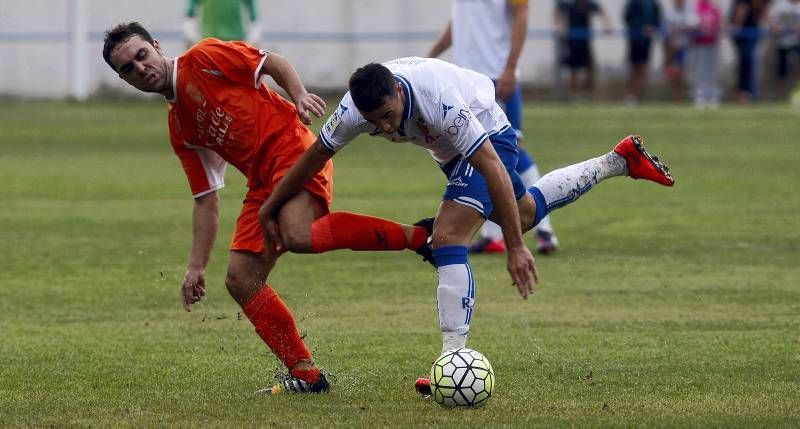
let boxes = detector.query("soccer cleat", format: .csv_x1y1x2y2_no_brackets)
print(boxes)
613,135,674,186
535,230,560,255
260,371,331,394
415,377,432,397
413,217,436,268
468,237,507,253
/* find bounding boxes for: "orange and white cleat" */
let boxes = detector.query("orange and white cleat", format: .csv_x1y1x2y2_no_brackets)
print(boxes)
614,135,675,187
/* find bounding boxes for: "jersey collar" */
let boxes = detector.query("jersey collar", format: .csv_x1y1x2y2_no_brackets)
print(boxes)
393,74,414,136
165,56,179,103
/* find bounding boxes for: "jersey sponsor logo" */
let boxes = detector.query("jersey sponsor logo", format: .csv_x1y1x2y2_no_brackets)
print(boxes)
446,108,472,136
195,99,234,147
323,104,348,136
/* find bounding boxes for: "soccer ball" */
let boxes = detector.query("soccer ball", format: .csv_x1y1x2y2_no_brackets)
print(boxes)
430,348,494,408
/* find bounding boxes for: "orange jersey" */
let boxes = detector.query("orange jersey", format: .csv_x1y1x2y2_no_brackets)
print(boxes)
167,38,304,197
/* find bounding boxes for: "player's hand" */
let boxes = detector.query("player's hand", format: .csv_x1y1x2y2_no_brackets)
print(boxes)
181,268,207,312
506,245,539,299
262,217,286,254
295,93,326,125
496,68,516,102
258,203,286,253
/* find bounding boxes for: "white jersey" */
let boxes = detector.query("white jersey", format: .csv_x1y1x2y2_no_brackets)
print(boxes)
452,0,522,80
319,57,512,166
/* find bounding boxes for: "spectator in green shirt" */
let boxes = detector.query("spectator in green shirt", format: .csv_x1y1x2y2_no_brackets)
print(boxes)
183,0,260,47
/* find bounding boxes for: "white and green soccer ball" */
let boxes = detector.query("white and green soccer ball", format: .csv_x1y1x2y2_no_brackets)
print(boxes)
430,348,494,408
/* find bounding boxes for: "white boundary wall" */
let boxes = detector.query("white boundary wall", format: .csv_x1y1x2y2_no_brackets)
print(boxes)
0,0,738,99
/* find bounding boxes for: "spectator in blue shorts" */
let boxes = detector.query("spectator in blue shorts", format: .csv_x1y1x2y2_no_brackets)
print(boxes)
623,0,662,104
554,0,612,101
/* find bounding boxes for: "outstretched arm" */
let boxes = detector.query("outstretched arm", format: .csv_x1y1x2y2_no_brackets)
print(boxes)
259,140,335,252
468,142,539,298
428,20,453,57
182,191,219,311
260,52,326,124
497,0,529,100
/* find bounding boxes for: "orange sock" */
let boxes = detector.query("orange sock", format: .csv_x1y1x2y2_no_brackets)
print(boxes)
311,212,428,253
242,285,319,382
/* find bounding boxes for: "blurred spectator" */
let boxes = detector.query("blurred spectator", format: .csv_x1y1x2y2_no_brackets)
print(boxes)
692,0,723,107
663,0,695,101
183,0,260,47
767,0,800,93
729,0,770,103
623,0,662,104
429,0,560,255
554,0,612,101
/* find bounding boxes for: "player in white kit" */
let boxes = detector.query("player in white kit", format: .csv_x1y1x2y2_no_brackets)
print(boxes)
429,0,560,255
258,57,674,395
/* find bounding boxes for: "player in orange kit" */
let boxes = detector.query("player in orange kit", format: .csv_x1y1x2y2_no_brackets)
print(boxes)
102,22,432,393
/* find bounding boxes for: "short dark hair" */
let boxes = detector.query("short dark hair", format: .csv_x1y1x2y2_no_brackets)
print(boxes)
348,63,395,112
102,22,155,71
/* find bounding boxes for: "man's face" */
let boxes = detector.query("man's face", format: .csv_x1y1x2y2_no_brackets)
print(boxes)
360,83,405,134
110,35,169,93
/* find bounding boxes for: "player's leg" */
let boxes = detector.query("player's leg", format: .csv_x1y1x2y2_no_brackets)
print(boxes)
269,126,429,257
416,141,525,397
432,201,484,353
504,135,674,233
228,191,329,394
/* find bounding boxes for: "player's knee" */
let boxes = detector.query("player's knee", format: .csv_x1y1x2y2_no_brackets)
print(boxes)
224,269,252,297
280,224,312,253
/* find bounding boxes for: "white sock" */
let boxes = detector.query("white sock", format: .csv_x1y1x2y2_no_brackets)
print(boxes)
532,152,626,212
434,246,474,353
479,220,502,241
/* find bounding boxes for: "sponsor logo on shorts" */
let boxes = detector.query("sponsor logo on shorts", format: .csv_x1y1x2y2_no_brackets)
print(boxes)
448,176,468,188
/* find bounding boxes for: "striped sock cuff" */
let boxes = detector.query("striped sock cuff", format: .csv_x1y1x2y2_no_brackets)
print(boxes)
528,186,549,228
432,245,468,267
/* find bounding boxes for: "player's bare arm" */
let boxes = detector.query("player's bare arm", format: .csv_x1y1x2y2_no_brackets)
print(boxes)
497,0,529,100
259,140,335,252
467,142,538,298
182,191,220,311
428,20,453,58
259,52,326,124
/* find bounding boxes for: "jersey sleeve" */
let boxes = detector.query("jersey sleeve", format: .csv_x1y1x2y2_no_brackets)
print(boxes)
436,86,489,160
169,120,227,198
318,92,372,152
189,39,269,89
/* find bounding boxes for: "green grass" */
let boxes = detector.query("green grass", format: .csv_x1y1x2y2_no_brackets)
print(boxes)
1,101,798,427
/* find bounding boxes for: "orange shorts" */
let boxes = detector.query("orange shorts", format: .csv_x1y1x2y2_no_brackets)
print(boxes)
230,125,333,253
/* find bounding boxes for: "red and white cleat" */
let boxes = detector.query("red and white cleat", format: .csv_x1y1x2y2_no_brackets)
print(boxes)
614,135,675,187
468,237,507,254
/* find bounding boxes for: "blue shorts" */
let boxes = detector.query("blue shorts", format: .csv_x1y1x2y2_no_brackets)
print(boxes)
440,126,527,218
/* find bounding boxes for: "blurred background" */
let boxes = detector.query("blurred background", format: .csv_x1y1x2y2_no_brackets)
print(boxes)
1,0,795,103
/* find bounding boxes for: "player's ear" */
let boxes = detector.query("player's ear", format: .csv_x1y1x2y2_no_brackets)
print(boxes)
153,39,163,54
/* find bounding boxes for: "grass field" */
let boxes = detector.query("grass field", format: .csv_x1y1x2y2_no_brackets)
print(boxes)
1,101,798,427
